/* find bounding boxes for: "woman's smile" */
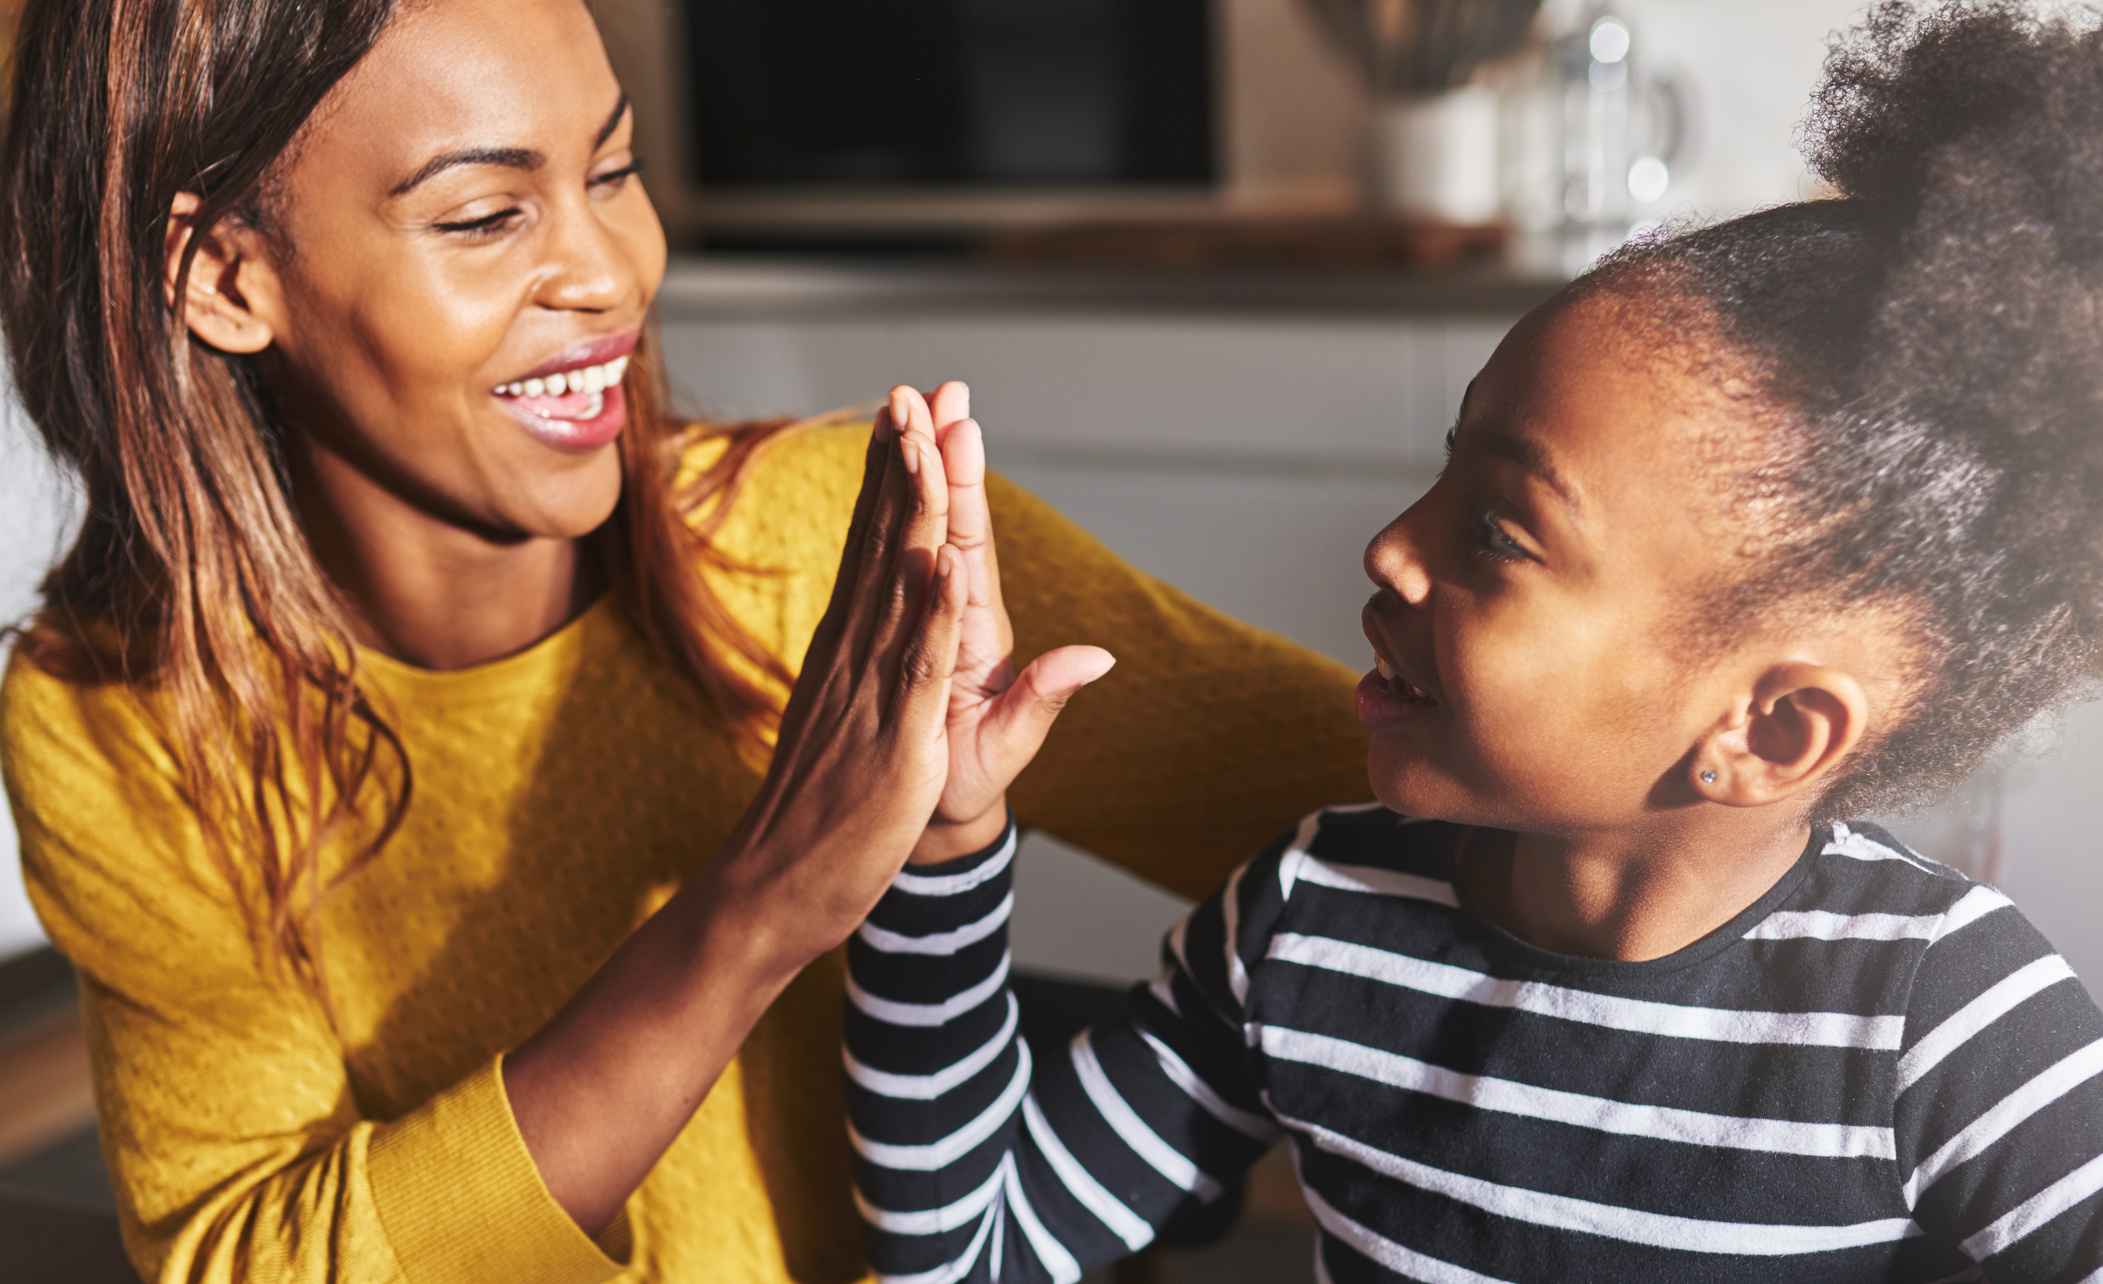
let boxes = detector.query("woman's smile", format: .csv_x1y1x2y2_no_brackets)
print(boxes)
491,329,638,451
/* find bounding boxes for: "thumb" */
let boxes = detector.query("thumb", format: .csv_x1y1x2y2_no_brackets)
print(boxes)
980,645,1115,772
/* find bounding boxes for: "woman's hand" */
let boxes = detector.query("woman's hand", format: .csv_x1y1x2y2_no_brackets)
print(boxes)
702,396,971,960
898,383,1117,863
502,407,968,1234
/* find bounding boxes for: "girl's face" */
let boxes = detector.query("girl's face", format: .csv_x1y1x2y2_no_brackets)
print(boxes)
1357,290,1836,834
236,0,665,542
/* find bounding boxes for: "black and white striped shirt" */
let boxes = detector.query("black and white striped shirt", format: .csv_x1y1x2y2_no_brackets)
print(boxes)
845,806,2103,1283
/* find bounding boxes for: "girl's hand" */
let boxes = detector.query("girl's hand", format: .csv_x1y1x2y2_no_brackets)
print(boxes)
897,384,1117,863
701,401,969,962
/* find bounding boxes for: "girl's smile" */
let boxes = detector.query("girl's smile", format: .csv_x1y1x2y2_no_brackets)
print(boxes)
1355,638,1438,731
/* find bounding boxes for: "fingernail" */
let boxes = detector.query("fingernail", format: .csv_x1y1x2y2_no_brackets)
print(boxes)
902,438,920,476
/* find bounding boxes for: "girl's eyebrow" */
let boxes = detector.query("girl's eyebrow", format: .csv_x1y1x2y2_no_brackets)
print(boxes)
1481,429,1583,523
387,92,630,198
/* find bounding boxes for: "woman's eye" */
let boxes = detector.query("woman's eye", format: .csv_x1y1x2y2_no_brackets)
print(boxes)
591,157,647,192
1475,507,1529,562
431,208,522,239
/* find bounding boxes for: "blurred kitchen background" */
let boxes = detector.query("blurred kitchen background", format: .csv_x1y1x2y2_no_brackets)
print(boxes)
2,1,2099,1279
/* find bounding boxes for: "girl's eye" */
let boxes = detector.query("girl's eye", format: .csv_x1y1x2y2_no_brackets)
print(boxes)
1475,507,1530,563
431,208,521,239
591,157,647,191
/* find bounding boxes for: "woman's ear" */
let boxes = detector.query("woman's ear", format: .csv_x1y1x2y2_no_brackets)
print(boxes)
1691,662,1872,808
164,192,278,355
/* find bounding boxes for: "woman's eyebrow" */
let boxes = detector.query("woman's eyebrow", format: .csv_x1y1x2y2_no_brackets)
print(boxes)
389,145,541,197
388,93,630,198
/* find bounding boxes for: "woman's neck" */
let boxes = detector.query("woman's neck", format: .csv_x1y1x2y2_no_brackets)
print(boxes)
291,434,607,671
1457,812,1813,963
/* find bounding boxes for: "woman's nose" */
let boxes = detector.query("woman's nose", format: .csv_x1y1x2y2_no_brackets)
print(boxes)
1364,503,1434,608
535,200,634,314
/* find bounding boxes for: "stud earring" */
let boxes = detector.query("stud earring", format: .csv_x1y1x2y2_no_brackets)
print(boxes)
1701,770,1717,784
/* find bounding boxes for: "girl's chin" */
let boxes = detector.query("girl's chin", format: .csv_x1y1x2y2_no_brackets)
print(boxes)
499,382,627,453
1365,742,1475,824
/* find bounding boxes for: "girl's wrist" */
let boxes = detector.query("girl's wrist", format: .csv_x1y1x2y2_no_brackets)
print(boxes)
909,803,1011,865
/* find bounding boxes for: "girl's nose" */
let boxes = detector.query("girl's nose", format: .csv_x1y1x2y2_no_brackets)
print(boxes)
1364,504,1434,608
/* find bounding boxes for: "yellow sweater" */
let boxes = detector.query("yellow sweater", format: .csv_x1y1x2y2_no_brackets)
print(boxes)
0,421,1370,1284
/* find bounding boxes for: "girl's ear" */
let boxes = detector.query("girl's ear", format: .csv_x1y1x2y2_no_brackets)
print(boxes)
1691,662,1872,808
164,192,279,355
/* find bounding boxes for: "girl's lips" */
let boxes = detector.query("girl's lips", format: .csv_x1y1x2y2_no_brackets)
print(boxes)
1356,666,1437,731
501,381,626,452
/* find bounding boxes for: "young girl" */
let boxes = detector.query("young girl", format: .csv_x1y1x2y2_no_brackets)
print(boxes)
844,4,2103,1280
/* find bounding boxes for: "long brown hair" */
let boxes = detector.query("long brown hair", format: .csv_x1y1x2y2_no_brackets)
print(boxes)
0,0,791,995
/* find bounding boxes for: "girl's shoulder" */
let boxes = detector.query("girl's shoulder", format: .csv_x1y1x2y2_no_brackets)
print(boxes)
1797,820,1999,922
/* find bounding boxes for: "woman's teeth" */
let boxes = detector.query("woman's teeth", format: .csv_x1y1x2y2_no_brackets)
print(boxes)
494,354,629,401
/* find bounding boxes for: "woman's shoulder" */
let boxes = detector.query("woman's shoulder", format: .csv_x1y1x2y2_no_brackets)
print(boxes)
0,645,178,790
673,411,872,505
670,411,872,565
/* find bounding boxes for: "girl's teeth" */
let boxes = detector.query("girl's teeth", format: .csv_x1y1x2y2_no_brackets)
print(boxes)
493,355,631,399
1375,655,1397,680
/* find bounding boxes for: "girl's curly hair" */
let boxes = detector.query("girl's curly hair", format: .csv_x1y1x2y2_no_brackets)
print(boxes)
1585,0,2103,820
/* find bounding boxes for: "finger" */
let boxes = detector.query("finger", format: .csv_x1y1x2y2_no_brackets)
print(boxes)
794,407,897,696
937,418,1018,684
928,381,971,444
976,644,1117,777
870,386,952,661
842,401,920,667
940,417,990,556
893,543,969,728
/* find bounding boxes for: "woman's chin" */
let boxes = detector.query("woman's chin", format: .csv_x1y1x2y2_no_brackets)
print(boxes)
499,448,627,543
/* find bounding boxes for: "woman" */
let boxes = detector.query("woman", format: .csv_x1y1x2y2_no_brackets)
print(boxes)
0,0,1367,1280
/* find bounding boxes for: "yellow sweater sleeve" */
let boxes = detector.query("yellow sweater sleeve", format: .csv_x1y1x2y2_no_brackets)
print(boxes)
0,662,623,1284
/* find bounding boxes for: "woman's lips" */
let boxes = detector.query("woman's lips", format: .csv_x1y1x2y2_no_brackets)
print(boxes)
1356,655,1438,730
500,380,627,452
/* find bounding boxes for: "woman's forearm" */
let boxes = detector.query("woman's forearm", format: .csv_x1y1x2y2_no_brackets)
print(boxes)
501,871,805,1233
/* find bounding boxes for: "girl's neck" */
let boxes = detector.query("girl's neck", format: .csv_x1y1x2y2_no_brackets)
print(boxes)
1457,816,1813,963
291,434,608,672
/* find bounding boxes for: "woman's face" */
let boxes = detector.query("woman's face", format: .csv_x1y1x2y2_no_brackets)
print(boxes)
244,0,665,543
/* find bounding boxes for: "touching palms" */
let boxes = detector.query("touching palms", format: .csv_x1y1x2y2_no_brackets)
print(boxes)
887,384,1116,859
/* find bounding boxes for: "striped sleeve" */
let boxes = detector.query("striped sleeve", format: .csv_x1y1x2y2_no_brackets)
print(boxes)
1894,886,2103,1281
846,816,1295,1283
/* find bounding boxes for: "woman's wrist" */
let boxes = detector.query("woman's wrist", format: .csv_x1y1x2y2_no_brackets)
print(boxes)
910,802,1011,865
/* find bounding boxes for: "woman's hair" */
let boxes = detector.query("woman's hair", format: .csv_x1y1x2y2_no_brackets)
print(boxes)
0,0,791,996
1584,0,2103,820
